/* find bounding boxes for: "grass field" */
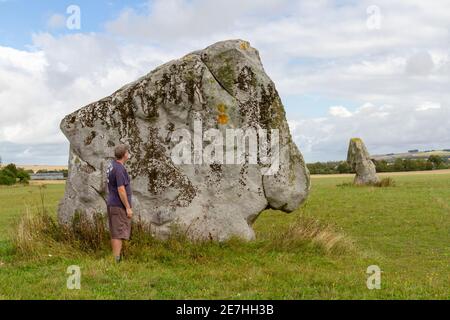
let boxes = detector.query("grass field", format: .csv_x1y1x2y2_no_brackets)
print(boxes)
0,173,449,299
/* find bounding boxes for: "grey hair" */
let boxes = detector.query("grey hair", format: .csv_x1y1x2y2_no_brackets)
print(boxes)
114,144,129,160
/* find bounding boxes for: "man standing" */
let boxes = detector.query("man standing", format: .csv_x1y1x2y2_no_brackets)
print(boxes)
107,144,133,263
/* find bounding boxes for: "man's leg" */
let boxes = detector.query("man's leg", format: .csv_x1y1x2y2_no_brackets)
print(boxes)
111,238,122,262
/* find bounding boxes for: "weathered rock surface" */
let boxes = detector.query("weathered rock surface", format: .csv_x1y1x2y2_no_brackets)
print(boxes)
347,138,379,185
58,39,310,241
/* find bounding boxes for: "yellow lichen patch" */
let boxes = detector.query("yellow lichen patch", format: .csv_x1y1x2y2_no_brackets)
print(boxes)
217,103,227,113
240,41,250,50
217,103,229,124
218,114,229,125
182,54,194,61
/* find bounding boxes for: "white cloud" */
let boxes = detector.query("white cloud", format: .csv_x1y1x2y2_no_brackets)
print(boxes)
405,51,435,76
293,102,450,162
0,33,174,147
106,0,291,46
329,106,352,118
416,102,441,111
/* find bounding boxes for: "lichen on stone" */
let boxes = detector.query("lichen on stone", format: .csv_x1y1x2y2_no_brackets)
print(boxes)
84,131,97,146
237,66,257,92
239,41,250,50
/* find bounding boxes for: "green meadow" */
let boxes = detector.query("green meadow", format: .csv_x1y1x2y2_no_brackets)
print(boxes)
0,173,448,299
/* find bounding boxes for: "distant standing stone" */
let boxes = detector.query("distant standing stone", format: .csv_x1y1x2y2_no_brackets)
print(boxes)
347,138,379,185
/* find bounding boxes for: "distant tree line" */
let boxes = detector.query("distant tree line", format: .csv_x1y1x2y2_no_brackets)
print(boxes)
307,156,449,175
307,161,352,175
374,156,448,172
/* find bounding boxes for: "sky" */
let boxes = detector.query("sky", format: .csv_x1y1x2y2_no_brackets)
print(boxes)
0,0,450,165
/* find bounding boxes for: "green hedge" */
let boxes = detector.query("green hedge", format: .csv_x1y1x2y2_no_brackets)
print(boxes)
0,164,30,185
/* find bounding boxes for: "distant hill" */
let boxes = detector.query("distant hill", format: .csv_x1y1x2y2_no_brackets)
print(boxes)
372,150,450,162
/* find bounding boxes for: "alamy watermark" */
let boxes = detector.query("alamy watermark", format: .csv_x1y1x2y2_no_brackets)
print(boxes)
366,5,382,30
66,5,81,30
366,265,381,289
170,114,280,175
66,265,81,290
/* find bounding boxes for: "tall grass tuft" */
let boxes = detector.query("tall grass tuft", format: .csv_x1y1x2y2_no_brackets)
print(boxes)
338,177,396,188
11,207,211,259
12,210,110,256
265,216,354,255
12,183,111,256
373,177,396,187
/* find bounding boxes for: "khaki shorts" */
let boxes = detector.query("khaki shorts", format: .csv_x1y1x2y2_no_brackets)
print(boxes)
107,206,131,240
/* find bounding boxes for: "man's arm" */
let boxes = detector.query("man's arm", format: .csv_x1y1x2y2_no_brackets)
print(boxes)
118,186,132,218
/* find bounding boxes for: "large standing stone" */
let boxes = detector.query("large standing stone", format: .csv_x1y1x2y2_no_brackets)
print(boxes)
58,39,310,241
347,138,379,185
